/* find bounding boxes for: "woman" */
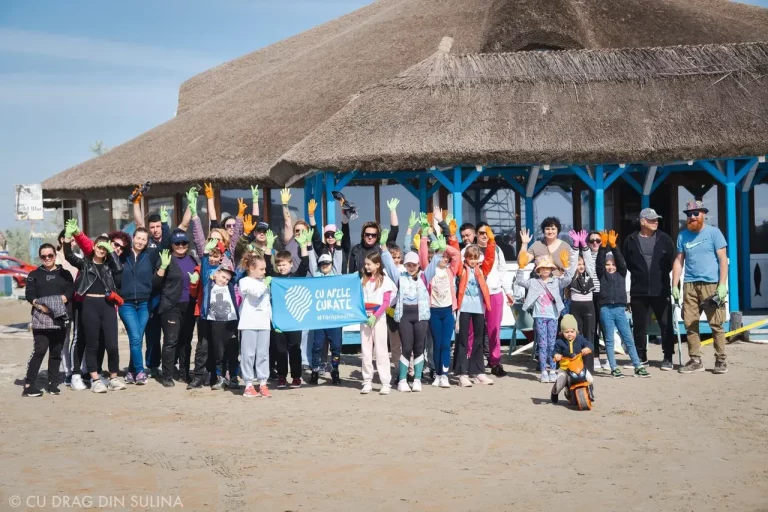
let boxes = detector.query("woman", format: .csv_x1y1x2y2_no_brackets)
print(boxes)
521,217,571,274
23,243,74,397
585,230,605,370
63,228,125,393
344,198,400,275
115,227,159,386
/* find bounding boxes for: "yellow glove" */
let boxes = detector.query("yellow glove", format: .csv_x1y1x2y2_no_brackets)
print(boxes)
308,199,317,216
204,183,214,200
237,198,247,218
280,188,291,205
243,214,256,235
386,307,395,318
413,233,421,249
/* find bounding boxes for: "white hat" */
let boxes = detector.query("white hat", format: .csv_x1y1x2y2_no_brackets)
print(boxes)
403,252,419,266
318,253,333,265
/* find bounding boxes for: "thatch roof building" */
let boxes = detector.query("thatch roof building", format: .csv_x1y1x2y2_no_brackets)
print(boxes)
42,0,768,198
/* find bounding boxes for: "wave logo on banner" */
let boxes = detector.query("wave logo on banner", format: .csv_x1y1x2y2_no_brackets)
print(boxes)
285,285,313,322
271,274,367,332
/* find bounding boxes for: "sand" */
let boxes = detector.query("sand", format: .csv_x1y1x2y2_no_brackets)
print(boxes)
1,308,767,511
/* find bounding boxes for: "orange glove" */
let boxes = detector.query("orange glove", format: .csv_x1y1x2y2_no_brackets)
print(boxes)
599,231,609,248
308,199,317,216
518,250,530,268
608,230,618,248
449,219,457,236
243,214,256,235
485,226,495,243
131,187,142,205
237,198,247,218
559,249,570,269
204,183,214,200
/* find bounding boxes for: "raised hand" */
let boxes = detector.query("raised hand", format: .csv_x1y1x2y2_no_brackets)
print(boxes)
250,185,259,204
97,241,112,252
413,233,421,250
64,219,79,238
160,249,171,269
437,234,447,252
308,198,317,216
160,205,170,224
264,276,272,287
379,228,390,245
559,249,570,269
185,187,198,211
518,250,530,268
205,238,218,253
237,198,247,218
265,230,276,251
243,214,256,235
519,228,532,246
188,272,199,284
334,230,343,243
204,183,214,200
578,229,588,248
608,230,618,248
433,206,443,223
449,219,458,236
419,212,430,232
386,198,400,211
408,211,418,230
430,238,440,251
568,230,579,247
131,186,143,204
599,231,609,248
280,188,292,205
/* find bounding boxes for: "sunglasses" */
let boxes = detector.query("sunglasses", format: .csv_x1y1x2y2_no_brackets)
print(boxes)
364,232,378,238
224,223,236,229
686,211,702,218
478,231,488,236
173,241,188,247
294,230,304,235
40,253,55,260
325,231,335,238
112,243,125,250
589,238,601,244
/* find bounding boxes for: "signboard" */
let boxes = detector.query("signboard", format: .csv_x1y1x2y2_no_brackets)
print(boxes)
15,184,43,221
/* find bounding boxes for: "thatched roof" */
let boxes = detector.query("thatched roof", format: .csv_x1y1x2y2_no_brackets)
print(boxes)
274,41,768,178
43,0,768,198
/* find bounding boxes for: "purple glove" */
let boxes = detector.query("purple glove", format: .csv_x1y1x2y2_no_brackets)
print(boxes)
578,229,588,248
568,230,580,248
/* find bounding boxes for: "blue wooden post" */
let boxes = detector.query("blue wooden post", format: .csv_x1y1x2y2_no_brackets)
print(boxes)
313,172,324,224
452,167,463,227
740,188,751,310
419,175,428,213
725,159,740,312
303,174,313,223
594,166,605,231
324,172,336,227
525,197,534,234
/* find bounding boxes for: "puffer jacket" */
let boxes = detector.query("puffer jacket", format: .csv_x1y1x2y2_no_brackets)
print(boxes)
64,242,122,296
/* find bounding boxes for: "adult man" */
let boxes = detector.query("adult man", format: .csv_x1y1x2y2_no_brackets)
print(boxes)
622,208,677,370
459,223,476,248
671,200,729,374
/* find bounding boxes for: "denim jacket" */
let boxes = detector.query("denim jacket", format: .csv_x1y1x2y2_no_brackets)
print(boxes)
516,247,578,317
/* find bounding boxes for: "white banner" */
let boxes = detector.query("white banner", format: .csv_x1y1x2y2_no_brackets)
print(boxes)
15,184,44,221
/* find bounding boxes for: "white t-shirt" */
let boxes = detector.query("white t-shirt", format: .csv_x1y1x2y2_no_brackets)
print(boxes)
430,267,453,308
207,284,237,322
460,244,509,295
363,275,396,307
238,277,271,330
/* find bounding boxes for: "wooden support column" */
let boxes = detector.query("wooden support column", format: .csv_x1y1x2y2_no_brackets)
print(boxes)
741,161,758,310
725,159,740,312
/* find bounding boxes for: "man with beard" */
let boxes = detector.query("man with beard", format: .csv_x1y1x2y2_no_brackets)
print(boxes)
672,200,729,374
622,208,676,370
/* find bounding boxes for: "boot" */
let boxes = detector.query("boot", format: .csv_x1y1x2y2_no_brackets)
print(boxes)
310,371,319,385
331,370,340,385
187,376,205,390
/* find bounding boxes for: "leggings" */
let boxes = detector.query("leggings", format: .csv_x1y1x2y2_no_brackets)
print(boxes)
534,317,557,372
397,305,428,380
569,300,596,373
454,312,485,376
429,306,454,375
81,296,119,374
272,329,302,379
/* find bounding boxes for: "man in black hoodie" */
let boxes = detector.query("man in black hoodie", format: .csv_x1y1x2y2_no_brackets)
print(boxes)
622,208,676,370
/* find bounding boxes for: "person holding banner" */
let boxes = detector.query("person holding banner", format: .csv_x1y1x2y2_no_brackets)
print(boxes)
308,251,344,385
360,252,397,395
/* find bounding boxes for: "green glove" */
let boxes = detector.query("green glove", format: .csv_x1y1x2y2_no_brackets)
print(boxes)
671,286,680,303
274,327,282,334
188,272,199,284
445,213,453,224
366,315,376,327
185,188,197,217
430,239,440,251
264,276,272,287
64,219,79,238
334,230,343,242
380,228,390,244
717,284,727,302
97,241,112,252
159,249,171,270
386,198,400,211
251,185,259,204
160,205,170,224
300,229,313,246
419,212,430,232
437,234,447,252
265,230,276,251
408,211,418,230
205,239,218,252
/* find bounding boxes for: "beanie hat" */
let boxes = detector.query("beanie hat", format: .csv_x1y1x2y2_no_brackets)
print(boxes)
560,314,578,332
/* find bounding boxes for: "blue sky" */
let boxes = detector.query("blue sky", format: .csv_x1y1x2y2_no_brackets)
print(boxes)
1,0,766,231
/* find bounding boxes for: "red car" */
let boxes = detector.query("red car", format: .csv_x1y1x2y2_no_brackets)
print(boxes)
0,255,37,289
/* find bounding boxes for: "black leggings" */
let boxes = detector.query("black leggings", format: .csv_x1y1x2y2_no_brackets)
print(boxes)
81,296,119,374
397,305,429,377
194,319,238,382
272,330,302,379
570,300,595,373
454,312,485,376
26,329,65,387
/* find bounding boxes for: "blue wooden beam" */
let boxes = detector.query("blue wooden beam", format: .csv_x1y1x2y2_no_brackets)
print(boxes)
461,167,483,191
594,166,605,231
622,173,643,195
394,177,420,201
334,170,358,191
533,175,554,197
429,168,454,191
500,175,526,197
651,168,672,193
603,166,627,189
463,193,479,209
324,172,336,226
478,187,499,208
735,157,759,184
699,160,728,186
740,189,751,310
570,165,595,190
452,167,464,227
427,181,442,199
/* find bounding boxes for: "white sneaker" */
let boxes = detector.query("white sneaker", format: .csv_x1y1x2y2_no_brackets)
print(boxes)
439,375,451,388
92,379,108,393
411,380,422,392
360,382,372,394
548,370,558,383
431,375,441,387
397,380,411,393
379,385,391,395
540,371,549,383
109,378,126,391
594,359,602,371
474,374,494,385
70,374,87,391
458,375,473,387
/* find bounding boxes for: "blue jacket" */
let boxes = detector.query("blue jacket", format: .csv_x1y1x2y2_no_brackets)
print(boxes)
116,248,159,303
198,254,239,320
554,334,593,358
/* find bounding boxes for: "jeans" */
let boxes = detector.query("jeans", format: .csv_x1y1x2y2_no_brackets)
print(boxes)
312,328,342,372
600,304,641,370
119,301,150,375
429,306,454,375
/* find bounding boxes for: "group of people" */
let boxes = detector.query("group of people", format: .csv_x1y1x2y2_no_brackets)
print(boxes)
21,182,730,401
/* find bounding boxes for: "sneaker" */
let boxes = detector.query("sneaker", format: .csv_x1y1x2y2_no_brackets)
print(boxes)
660,359,673,371
679,358,705,374
65,374,72,387
548,370,557,383
623,363,635,369
161,379,175,388
109,378,126,391
70,374,87,391
491,365,507,377
48,384,61,395
550,392,559,404
243,384,260,398
310,371,319,385
641,360,650,367
124,372,135,385
634,366,651,378
92,379,108,393
713,359,728,374
360,382,373,394
474,374,494,385
594,359,602,371
458,375,473,387
611,368,624,379
431,375,441,387
227,376,240,390
277,376,287,389
22,386,43,397
540,371,549,383
290,378,302,389
331,370,340,385
211,376,225,390
411,380,422,392
439,375,451,388
600,360,609,372
398,380,411,392
259,384,272,397
269,371,278,382
148,368,160,379
135,372,148,385
379,385,391,395
187,377,205,389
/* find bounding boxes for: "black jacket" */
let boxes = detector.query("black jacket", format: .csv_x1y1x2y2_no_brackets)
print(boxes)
153,254,198,315
64,243,122,297
596,246,627,306
622,230,675,297
344,223,399,275
270,254,309,278
26,265,75,315
114,248,160,303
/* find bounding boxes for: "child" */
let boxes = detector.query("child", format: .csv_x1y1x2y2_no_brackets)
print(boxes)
360,251,397,395
309,252,344,385
454,228,496,388
551,314,594,403
271,231,310,388
238,252,273,397
516,232,578,383
421,233,460,388
596,230,650,378
567,230,597,374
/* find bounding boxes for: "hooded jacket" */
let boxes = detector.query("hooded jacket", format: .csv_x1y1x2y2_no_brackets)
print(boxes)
622,230,675,297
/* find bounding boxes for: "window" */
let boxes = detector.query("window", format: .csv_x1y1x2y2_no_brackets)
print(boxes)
378,185,419,248
182,194,210,232
580,190,591,232
678,186,718,232
146,197,175,229
533,185,574,239
753,183,768,254
112,199,135,234
269,188,305,244
87,199,110,237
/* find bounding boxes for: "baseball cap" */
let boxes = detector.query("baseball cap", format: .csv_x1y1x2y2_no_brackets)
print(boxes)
639,208,662,220
256,221,269,231
324,224,337,234
403,252,419,266
318,253,333,265
170,230,188,245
